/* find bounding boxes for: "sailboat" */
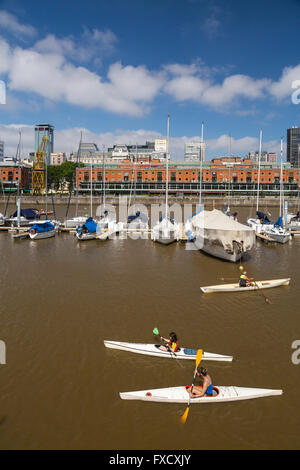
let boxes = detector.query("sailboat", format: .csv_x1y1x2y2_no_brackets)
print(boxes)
95,146,121,235
127,144,149,232
185,121,205,238
151,114,180,244
65,133,87,228
75,156,100,240
186,125,255,261
247,133,291,243
28,136,57,240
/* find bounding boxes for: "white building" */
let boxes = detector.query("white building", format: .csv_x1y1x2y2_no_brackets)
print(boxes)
155,139,167,153
184,141,205,162
69,141,168,164
50,152,67,166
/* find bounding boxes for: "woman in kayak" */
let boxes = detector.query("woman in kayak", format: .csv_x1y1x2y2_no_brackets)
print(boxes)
187,367,214,397
158,332,179,352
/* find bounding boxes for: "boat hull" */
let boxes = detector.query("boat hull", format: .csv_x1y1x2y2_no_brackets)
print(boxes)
154,234,177,245
199,240,243,262
264,232,291,244
104,340,233,362
76,232,97,240
29,229,56,240
201,278,290,293
120,385,283,403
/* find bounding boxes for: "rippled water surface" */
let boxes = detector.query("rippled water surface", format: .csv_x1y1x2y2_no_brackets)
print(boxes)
0,204,299,449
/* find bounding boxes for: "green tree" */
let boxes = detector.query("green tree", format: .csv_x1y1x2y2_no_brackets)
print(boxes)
47,162,79,192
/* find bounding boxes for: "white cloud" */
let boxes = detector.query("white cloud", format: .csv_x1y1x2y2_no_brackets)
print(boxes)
164,63,270,109
0,37,12,73
34,28,118,63
0,10,36,38
269,64,300,100
1,39,163,116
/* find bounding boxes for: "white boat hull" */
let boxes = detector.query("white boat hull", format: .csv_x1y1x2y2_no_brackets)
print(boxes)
76,232,97,240
120,385,283,403
152,218,180,245
201,278,290,293
104,340,233,362
29,229,56,240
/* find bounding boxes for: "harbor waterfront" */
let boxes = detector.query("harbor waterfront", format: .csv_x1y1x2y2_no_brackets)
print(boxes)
0,203,299,449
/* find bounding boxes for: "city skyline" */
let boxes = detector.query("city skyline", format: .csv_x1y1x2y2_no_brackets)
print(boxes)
1,1,300,159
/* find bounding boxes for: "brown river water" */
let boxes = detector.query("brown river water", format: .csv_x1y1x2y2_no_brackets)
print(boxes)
0,203,299,450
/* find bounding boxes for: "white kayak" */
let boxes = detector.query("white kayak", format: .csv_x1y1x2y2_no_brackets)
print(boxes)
104,340,233,362
201,278,290,293
120,385,283,403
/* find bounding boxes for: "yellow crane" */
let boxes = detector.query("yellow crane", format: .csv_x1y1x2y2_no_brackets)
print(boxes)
31,136,49,195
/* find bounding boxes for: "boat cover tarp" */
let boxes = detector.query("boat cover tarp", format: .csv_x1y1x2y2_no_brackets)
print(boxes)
29,222,54,233
256,211,271,224
128,211,148,223
11,208,40,220
274,216,283,228
191,209,255,251
76,217,98,233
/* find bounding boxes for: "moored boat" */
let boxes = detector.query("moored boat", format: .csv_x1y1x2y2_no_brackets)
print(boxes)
104,340,233,362
200,278,290,293
186,209,255,262
28,221,56,240
120,385,283,403
75,217,100,240
152,216,181,245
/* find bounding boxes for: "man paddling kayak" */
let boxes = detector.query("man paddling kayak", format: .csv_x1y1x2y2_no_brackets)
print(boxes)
187,367,214,397
239,271,254,287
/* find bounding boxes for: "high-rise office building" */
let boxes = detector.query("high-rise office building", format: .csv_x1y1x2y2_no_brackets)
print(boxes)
34,124,54,164
0,140,4,161
287,127,300,165
184,142,205,162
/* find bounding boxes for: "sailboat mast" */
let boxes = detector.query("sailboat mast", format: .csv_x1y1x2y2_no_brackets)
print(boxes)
90,158,93,217
75,132,82,218
103,146,106,210
280,136,283,218
165,114,170,218
101,145,105,206
256,129,262,214
134,144,137,207
199,121,204,211
16,130,21,227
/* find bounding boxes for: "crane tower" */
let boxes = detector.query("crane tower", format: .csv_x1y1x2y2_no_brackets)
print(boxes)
31,135,49,195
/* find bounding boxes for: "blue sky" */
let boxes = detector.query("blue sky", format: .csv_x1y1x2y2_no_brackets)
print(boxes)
1,0,300,159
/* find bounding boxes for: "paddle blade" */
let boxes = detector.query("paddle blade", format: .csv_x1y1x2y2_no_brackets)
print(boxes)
196,349,203,367
153,328,159,336
180,406,189,424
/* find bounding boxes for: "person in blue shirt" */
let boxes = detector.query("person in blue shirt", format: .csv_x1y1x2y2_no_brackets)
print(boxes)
187,367,214,397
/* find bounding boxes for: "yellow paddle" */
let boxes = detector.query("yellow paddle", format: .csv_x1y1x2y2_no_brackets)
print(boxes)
180,349,203,424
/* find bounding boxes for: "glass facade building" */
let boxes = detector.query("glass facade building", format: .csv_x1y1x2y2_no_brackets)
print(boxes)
287,127,300,166
34,124,54,164
0,140,4,161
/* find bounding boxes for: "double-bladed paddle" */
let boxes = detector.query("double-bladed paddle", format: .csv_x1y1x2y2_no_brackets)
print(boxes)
180,349,203,424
